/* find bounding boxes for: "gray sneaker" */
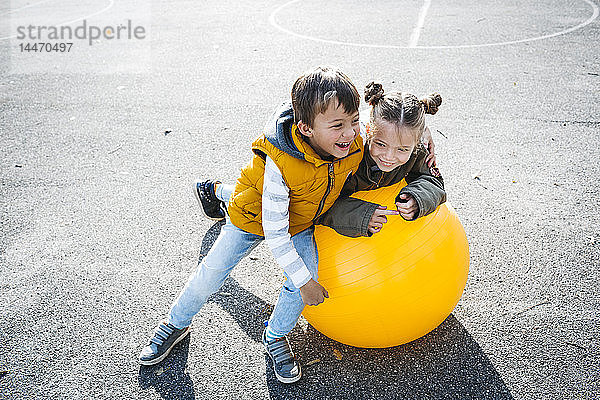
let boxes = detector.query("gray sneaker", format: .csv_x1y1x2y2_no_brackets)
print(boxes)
262,329,302,383
138,321,190,366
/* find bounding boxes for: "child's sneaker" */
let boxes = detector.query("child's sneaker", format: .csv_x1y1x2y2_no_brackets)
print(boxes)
262,329,302,383
193,180,226,221
138,321,190,366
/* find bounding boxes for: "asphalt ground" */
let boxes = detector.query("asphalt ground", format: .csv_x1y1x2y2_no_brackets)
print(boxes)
1,0,599,399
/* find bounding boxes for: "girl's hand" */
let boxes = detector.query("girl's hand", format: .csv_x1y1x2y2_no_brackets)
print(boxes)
368,205,399,235
299,279,329,306
421,126,437,168
396,193,418,220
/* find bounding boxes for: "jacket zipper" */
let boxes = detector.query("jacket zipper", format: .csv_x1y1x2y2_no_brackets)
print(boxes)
376,173,384,188
313,163,335,220
312,147,361,221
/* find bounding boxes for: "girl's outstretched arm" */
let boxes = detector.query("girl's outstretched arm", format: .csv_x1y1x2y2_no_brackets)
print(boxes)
316,196,381,238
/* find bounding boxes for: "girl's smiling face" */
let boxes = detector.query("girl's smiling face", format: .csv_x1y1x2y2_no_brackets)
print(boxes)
368,120,417,172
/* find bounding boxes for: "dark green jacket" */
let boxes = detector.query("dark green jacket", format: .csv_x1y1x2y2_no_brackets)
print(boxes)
317,143,446,237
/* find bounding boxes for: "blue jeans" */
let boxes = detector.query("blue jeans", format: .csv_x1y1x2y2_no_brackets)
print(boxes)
214,183,234,205
167,216,318,338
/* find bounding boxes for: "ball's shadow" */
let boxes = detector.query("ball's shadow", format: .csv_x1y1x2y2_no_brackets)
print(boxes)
216,275,512,399
205,222,513,400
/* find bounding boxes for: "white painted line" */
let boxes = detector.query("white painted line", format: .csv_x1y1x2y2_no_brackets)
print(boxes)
0,0,115,41
269,0,599,50
408,0,431,48
0,0,53,17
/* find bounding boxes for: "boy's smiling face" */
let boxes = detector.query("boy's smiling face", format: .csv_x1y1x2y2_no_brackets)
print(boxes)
297,99,360,159
369,120,417,172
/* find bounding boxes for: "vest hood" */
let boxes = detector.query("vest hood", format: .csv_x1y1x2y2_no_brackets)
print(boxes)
263,102,305,161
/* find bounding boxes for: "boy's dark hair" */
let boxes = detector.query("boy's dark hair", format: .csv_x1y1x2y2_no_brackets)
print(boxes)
291,66,360,127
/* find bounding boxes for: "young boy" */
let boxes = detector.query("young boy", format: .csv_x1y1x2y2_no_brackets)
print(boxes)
138,66,364,383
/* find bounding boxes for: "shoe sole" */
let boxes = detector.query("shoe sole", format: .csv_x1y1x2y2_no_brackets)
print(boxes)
274,366,302,384
139,327,191,366
263,340,302,384
193,183,225,221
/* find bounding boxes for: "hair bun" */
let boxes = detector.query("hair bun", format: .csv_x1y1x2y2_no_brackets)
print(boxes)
420,92,442,115
365,81,385,106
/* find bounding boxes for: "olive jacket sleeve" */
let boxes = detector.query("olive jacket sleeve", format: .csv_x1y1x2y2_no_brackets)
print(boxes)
397,149,446,221
316,194,380,238
317,144,446,237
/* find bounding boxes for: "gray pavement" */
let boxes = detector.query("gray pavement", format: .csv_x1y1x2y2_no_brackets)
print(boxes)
1,0,599,399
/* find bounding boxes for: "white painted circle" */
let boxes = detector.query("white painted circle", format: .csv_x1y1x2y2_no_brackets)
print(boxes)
269,0,599,49
0,0,115,41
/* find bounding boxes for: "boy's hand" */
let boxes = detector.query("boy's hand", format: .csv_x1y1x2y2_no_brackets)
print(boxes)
396,194,418,220
368,205,399,235
421,126,437,168
300,279,329,306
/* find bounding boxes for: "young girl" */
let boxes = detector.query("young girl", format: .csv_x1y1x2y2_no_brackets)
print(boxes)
317,82,446,236
196,82,445,238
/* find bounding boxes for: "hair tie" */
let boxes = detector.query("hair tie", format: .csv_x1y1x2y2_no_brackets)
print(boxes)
365,82,385,106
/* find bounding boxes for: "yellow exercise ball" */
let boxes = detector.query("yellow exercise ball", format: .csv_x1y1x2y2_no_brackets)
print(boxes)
303,180,469,348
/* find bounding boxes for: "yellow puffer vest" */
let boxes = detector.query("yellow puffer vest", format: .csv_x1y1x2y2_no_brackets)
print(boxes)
228,125,364,236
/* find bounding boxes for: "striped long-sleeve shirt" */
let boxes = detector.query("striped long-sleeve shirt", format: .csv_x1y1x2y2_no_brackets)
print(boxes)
262,156,312,288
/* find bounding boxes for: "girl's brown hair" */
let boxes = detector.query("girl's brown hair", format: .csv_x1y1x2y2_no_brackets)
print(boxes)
364,81,442,141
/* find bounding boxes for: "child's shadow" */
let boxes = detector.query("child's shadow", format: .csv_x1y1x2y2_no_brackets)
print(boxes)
137,336,195,400
135,222,227,400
